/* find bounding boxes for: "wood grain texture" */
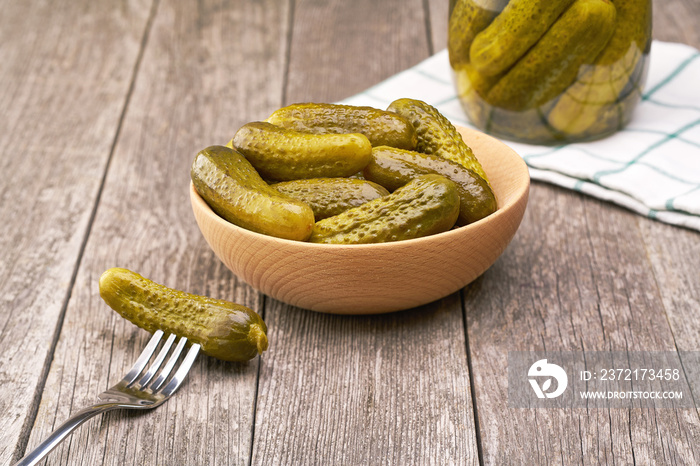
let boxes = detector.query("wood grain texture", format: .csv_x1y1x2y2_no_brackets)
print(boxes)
427,0,450,52
22,0,290,464
252,294,479,465
652,0,700,46
0,0,152,463
465,184,700,464
285,0,431,103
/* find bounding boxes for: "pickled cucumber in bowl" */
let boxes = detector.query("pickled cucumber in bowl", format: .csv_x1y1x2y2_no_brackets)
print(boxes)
191,100,498,244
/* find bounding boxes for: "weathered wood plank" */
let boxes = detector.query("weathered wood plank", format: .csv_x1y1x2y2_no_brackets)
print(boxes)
652,0,700,47
465,185,700,464
285,0,432,104
253,296,478,465
22,0,291,464
249,1,479,464
0,0,152,463
427,0,449,52
640,220,700,355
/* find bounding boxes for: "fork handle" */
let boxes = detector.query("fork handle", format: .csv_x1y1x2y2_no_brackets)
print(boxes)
14,403,119,466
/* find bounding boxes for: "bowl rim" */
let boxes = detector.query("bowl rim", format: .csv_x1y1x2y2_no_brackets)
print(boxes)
189,127,530,251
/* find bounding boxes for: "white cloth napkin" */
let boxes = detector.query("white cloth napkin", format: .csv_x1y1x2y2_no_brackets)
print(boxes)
341,41,700,231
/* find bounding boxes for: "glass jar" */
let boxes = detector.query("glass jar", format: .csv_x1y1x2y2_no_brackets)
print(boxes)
448,0,652,145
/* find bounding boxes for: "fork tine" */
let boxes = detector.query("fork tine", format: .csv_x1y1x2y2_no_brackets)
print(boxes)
132,333,176,389
149,335,188,392
121,330,164,385
161,342,201,397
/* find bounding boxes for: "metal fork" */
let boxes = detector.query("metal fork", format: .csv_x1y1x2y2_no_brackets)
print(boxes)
14,330,200,466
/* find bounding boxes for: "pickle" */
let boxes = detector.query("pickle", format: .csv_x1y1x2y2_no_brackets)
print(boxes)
447,0,509,69
461,63,502,98
232,121,372,181
386,98,488,182
99,268,268,362
191,145,314,241
273,177,389,220
485,0,617,112
593,0,651,67
309,174,460,244
469,0,576,77
265,103,417,150
453,66,494,132
364,146,496,225
547,49,645,137
559,69,646,138
547,0,651,137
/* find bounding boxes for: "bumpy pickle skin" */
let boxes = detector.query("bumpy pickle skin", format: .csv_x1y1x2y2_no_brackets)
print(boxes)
364,146,496,226
273,178,389,220
232,121,372,181
309,174,460,244
99,268,268,362
447,0,509,69
265,103,417,150
386,98,488,182
190,145,314,241
485,0,617,112
469,0,576,77
547,0,651,138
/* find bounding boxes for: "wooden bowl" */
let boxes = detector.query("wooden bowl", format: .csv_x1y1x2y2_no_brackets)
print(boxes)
190,127,529,314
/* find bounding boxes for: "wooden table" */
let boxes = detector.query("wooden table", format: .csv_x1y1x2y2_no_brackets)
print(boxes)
2,0,699,464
